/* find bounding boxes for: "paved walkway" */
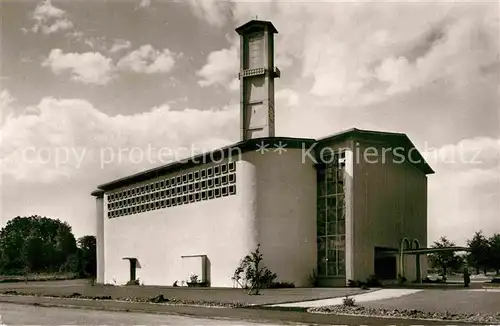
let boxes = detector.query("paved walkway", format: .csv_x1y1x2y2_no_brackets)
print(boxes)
268,289,421,307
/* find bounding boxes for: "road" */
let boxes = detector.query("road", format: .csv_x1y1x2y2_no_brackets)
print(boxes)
0,303,291,326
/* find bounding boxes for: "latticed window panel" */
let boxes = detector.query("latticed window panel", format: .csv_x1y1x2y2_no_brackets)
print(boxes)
316,152,347,277
106,161,238,218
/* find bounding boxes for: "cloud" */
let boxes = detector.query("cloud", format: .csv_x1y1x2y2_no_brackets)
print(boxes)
0,97,238,235
186,0,231,27
117,45,176,74
276,89,299,107
109,39,132,53
0,89,15,125
196,40,239,90
139,0,151,8
190,1,499,107
0,97,238,185
32,0,73,35
42,49,114,85
426,137,500,245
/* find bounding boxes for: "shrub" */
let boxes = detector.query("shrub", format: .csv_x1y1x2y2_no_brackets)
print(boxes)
234,244,277,295
366,275,381,287
342,295,356,307
126,279,140,286
347,279,360,287
309,269,319,287
189,274,199,283
397,274,407,285
269,281,295,288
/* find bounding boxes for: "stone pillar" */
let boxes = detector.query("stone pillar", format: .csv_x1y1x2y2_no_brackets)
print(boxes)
92,189,105,284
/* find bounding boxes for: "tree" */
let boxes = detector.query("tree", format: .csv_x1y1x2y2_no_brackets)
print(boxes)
77,235,96,278
428,237,463,277
488,234,500,275
467,231,490,274
234,244,277,295
0,216,77,274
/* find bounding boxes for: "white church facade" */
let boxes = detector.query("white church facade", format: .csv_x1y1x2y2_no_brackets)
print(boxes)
91,20,433,287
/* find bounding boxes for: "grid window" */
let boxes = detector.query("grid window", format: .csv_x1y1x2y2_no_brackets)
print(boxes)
201,191,207,200
195,182,200,191
221,163,227,174
160,180,165,188
194,171,200,180
183,195,188,204
195,192,201,201
161,200,167,208
188,172,194,182
176,176,181,184
177,186,182,194
201,180,207,189
189,184,194,192
145,185,150,192
229,185,236,195
214,165,220,175
215,177,221,187
155,201,161,209
208,179,214,188
171,177,176,186
166,199,171,207
222,187,228,196
207,167,213,177
201,169,207,179
182,185,188,194
215,188,221,197
229,174,236,184
182,174,188,183
171,198,177,206
127,190,131,197
175,196,181,205
165,179,170,187
166,189,171,197
189,194,194,202
228,161,236,172
140,186,145,193
222,175,228,185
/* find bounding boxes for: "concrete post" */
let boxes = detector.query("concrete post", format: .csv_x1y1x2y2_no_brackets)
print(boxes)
92,190,105,284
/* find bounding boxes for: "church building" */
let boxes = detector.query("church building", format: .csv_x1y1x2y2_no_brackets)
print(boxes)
91,20,433,287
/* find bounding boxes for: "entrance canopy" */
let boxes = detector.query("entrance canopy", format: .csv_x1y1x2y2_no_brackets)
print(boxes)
402,246,470,255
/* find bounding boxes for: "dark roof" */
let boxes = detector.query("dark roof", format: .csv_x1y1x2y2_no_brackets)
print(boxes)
94,137,314,192
235,20,278,35
91,128,434,194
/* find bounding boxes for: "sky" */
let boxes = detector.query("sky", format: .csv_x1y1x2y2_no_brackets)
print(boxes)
1,0,499,246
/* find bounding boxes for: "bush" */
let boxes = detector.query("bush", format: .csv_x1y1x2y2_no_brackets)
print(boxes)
366,275,381,287
269,281,295,288
347,279,360,287
234,244,278,294
309,269,319,287
342,295,356,307
125,279,140,286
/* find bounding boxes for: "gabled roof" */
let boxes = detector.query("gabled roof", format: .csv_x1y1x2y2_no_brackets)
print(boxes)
91,128,433,195
317,128,434,175
235,20,278,35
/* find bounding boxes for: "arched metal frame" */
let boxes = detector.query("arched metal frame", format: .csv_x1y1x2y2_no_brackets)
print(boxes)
399,238,411,277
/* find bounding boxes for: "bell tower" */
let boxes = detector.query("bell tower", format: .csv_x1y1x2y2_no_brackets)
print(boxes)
236,20,280,141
